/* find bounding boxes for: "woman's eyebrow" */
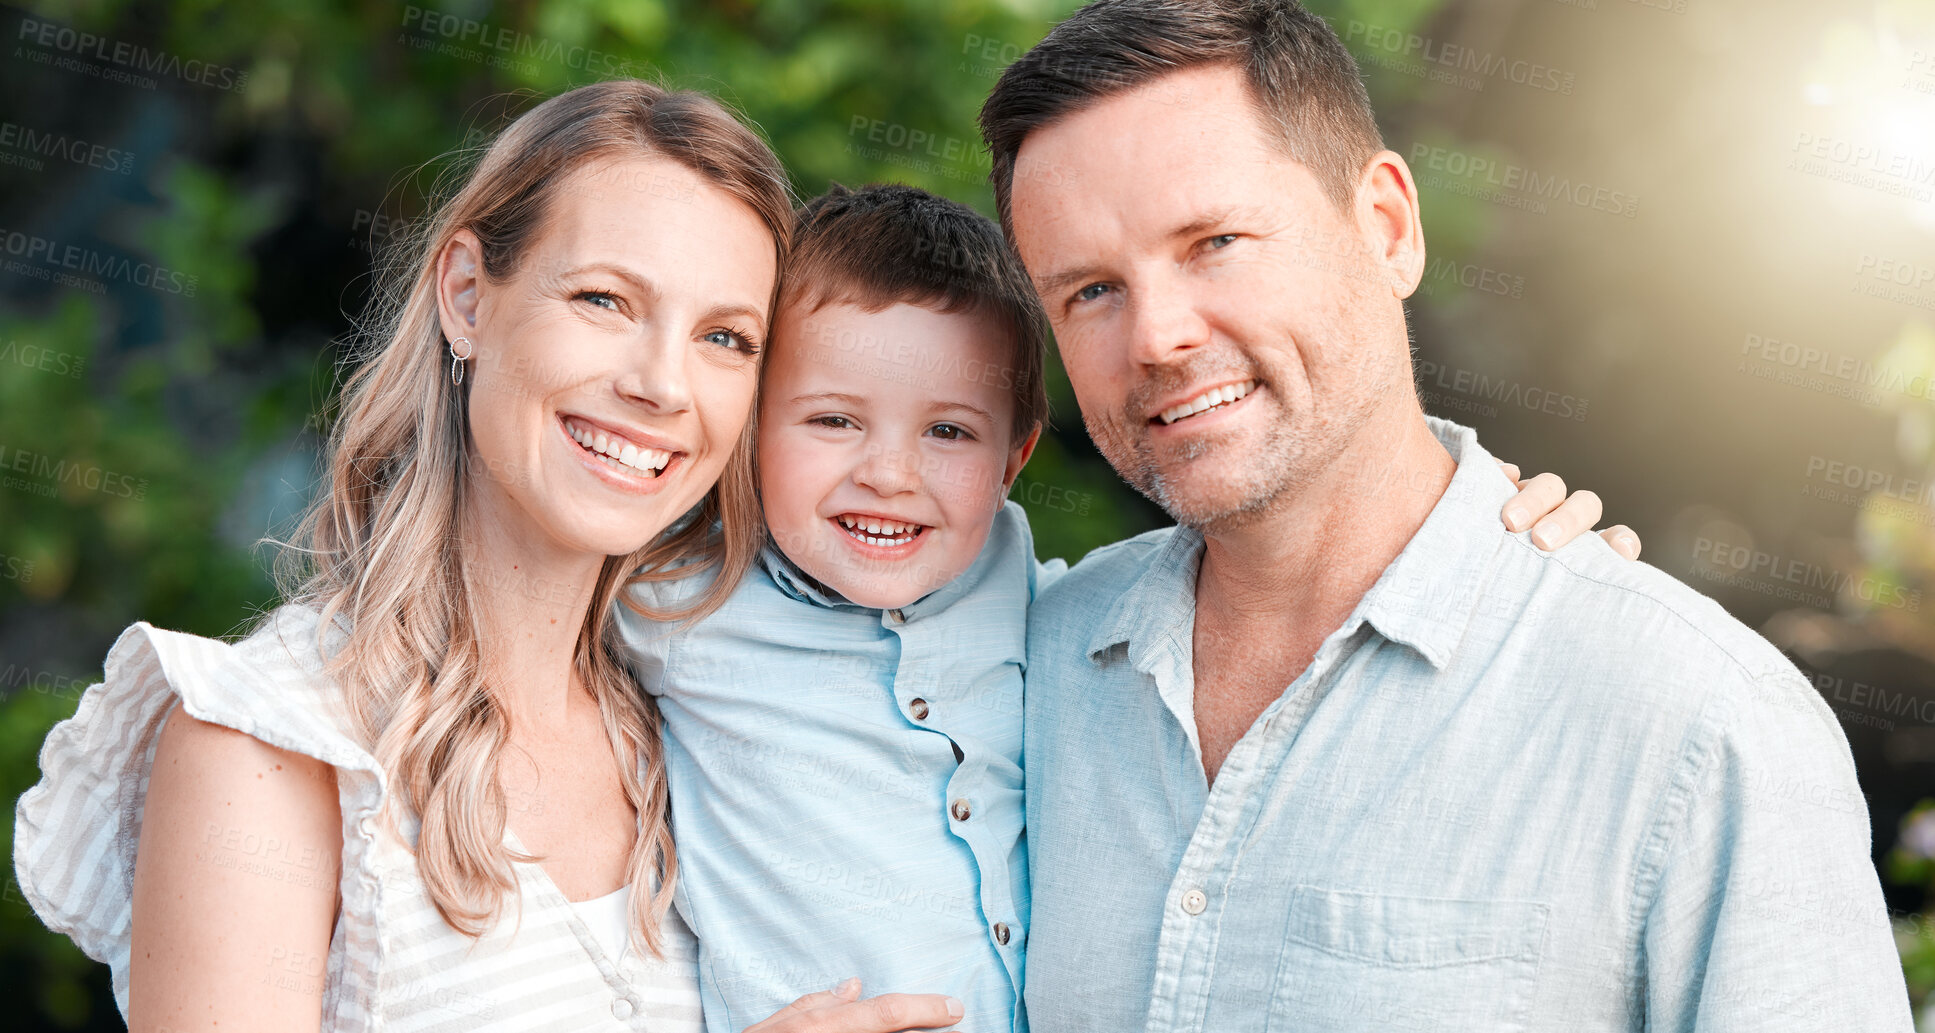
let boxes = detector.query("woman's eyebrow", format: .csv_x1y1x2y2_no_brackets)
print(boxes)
557,261,661,301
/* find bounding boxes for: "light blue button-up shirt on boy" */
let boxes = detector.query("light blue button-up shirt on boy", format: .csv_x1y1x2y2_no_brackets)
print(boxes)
1022,418,1910,1033
619,501,1057,1033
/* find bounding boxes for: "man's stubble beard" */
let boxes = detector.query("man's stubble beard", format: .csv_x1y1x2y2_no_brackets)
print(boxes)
1084,346,1387,535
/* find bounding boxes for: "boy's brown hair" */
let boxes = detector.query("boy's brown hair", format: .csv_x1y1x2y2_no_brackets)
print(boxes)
778,183,1049,443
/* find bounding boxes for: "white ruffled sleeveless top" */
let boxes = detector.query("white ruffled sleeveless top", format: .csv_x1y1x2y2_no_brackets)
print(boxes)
12,604,704,1033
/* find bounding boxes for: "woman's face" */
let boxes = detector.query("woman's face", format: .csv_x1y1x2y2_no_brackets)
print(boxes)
438,155,776,560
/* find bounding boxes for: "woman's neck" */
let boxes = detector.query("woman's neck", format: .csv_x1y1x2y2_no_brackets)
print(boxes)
458,489,607,739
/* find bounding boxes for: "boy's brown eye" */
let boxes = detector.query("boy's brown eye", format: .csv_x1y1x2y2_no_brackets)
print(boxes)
929,423,971,441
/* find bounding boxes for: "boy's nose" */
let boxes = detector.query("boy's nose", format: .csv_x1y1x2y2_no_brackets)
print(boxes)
853,444,922,495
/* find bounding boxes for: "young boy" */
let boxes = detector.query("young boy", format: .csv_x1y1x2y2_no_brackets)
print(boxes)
619,183,1612,1033
621,183,1051,1033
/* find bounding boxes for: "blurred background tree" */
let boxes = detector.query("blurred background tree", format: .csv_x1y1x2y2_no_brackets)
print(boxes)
4,0,1933,1028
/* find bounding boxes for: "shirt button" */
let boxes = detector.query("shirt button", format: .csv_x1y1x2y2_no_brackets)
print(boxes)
1180,888,1207,915
950,798,973,822
993,921,1011,945
611,997,635,1020
889,608,907,622
909,697,930,720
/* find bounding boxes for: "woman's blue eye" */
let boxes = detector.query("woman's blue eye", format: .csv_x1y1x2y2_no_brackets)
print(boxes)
929,423,972,441
578,290,621,310
704,329,761,355
1075,283,1111,303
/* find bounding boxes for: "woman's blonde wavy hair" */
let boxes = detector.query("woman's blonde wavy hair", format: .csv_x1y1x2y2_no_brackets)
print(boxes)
278,79,793,957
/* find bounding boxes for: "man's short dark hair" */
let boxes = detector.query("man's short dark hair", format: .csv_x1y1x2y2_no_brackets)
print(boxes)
778,182,1049,443
979,0,1385,233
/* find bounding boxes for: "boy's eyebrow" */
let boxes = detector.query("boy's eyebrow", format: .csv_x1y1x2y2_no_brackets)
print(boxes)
932,400,997,425
788,391,869,408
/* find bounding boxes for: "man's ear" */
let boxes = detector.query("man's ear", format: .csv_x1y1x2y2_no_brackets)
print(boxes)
1001,422,1044,497
1353,150,1426,300
436,230,485,345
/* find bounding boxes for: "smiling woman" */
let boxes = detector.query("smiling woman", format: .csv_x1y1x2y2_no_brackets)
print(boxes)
10,79,949,1033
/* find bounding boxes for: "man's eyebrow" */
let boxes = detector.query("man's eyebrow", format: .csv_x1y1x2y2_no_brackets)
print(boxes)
1168,205,1270,241
1034,264,1108,302
1032,206,1274,301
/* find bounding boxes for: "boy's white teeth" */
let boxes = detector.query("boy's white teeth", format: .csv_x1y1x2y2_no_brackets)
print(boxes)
566,418,671,475
1159,380,1255,425
836,515,925,546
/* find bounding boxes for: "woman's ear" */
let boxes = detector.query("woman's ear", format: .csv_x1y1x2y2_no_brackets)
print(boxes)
436,230,484,345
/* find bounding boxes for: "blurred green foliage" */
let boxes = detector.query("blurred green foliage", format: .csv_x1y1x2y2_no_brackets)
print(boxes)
0,0,1457,1027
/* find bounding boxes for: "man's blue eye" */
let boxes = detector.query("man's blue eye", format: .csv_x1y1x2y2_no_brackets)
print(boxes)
1075,283,1111,303
1209,234,1237,249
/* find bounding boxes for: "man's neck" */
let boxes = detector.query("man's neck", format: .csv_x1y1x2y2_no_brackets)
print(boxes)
1187,407,1455,782
1196,408,1456,667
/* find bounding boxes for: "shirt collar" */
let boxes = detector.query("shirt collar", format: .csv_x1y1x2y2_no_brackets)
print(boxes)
1087,523,1205,662
756,503,1017,619
1084,418,1510,671
1352,419,1513,669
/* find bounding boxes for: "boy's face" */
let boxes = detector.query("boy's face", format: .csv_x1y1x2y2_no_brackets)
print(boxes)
757,299,1039,609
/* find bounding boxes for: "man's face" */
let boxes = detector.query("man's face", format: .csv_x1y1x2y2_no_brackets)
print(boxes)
1009,63,1415,531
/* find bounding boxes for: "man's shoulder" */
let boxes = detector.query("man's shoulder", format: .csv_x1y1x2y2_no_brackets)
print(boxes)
1503,537,1840,744
1035,525,1178,604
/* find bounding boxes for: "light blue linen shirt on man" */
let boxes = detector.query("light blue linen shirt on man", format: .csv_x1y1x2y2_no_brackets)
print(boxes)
619,501,1057,1033
1022,418,1911,1033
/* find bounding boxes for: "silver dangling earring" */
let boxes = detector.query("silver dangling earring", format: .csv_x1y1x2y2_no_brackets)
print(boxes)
449,335,474,386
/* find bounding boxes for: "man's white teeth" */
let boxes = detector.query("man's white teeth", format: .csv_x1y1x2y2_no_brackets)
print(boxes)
1159,380,1256,425
566,419,670,475
837,515,924,547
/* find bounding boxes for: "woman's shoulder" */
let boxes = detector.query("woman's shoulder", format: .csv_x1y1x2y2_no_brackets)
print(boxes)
12,603,388,1019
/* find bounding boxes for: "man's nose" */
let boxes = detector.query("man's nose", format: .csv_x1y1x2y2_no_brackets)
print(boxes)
1125,279,1212,367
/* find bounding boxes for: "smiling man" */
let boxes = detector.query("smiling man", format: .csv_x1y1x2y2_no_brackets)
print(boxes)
979,2,1912,1030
